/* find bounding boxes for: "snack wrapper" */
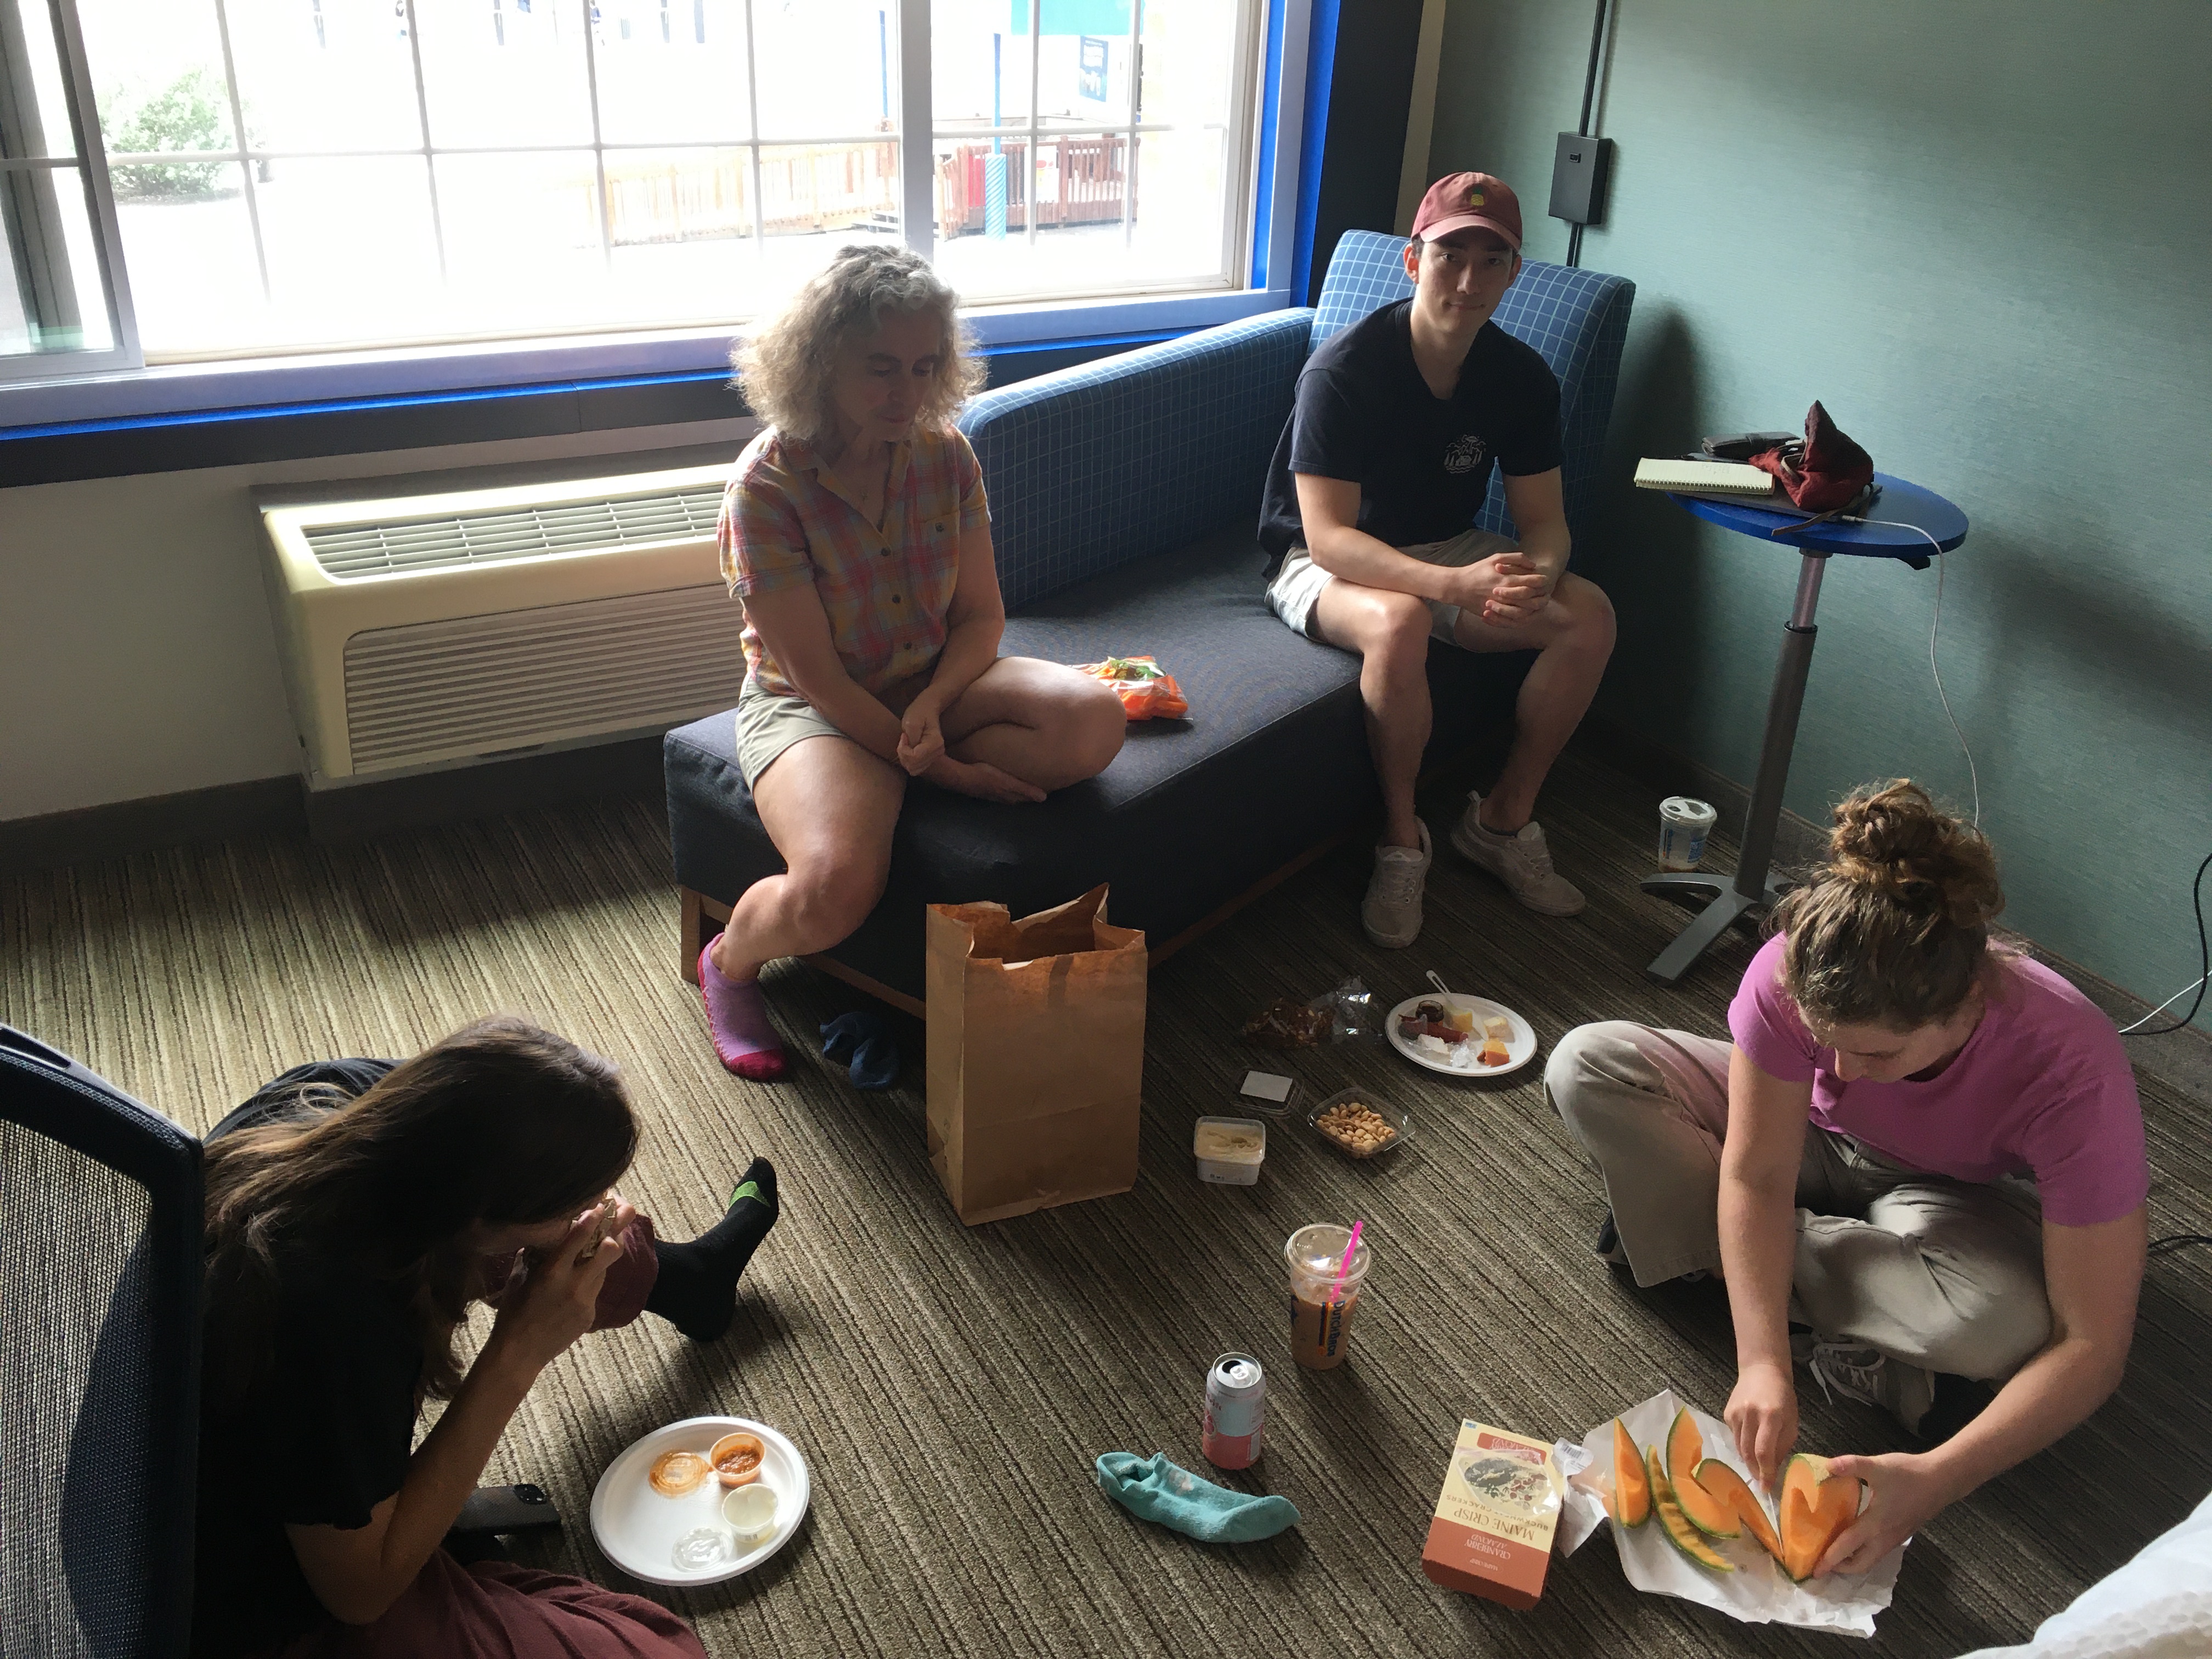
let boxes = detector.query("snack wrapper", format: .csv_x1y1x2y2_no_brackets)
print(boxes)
1079,655,1190,721
1557,1389,1904,1638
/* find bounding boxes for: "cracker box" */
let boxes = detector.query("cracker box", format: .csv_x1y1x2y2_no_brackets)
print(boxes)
1420,1420,1563,1610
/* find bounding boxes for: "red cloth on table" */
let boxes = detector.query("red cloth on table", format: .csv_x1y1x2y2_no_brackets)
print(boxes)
1750,401,1874,512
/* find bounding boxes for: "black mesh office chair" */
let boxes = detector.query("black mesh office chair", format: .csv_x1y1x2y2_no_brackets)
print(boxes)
1,1025,202,1659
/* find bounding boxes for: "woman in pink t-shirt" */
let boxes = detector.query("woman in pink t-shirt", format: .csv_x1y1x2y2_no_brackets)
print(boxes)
1547,781,2147,1575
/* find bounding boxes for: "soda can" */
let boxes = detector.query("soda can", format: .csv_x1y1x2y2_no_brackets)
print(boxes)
1200,1352,1266,1470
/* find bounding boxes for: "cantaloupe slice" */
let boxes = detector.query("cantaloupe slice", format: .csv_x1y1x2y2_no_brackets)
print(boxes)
1647,1444,1732,1572
1779,1453,1861,1581
1612,1418,1650,1527
1693,1458,1784,1564
1664,1408,1739,1540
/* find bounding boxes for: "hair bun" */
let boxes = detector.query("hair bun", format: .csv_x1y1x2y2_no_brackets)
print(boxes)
1828,780,2003,930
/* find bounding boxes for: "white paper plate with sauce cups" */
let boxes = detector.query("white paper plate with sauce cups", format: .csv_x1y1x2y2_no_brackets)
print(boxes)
590,1414,809,1587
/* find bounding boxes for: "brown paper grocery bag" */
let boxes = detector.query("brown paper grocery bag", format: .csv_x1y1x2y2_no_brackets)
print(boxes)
924,884,1146,1226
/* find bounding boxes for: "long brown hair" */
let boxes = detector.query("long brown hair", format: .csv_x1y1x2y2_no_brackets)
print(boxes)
1770,780,2007,1032
202,1016,638,1403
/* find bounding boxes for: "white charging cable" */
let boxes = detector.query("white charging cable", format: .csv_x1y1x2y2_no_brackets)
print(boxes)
2117,972,2211,1035
1818,514,1982,828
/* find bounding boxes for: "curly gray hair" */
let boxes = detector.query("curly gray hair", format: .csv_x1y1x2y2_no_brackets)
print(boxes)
732,242,984,445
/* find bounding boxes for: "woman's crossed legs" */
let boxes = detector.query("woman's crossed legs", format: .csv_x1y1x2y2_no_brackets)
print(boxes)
710,657,1123,984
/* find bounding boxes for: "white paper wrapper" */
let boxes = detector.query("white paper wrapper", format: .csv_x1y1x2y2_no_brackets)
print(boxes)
1557,1389,1905,1638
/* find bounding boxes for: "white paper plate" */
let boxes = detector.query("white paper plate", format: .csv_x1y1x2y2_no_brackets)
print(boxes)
589,1415,810,1587
1386,992,1538,1078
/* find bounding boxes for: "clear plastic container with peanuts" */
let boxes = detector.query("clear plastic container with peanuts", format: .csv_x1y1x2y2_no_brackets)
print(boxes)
1304,1088,1414,1161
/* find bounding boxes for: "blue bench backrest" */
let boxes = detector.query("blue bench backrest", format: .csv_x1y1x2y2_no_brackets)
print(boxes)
1312,229,1635,543
958,309,1311,612
961,233,1635,610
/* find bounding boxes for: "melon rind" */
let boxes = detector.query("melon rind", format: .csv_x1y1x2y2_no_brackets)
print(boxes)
1647,1444,1733,1572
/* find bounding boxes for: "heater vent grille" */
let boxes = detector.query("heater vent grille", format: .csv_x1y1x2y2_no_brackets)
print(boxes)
307,484,725,579
342,585,742,772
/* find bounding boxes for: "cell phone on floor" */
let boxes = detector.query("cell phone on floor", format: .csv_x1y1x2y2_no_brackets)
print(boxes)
452,1482,562,1536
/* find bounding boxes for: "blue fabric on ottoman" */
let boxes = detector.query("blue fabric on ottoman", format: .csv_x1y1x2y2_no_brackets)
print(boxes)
662,522,1532,1001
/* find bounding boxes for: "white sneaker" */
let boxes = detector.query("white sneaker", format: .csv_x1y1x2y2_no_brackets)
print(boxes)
1803,1339,1936,1434
1362,821,1432,949
1450,793,1585,916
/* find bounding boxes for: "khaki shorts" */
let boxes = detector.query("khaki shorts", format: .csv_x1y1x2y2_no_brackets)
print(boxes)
733,669,932,789
1264,526,1520,644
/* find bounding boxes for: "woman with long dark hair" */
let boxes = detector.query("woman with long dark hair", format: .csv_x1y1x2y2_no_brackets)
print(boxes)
191,1016,779,1657
1547,781,2147,1576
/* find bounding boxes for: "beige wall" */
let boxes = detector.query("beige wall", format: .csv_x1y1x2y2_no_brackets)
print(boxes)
1,419,752,820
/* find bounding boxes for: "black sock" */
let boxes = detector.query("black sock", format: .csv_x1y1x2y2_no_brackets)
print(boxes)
646,1158,780,1342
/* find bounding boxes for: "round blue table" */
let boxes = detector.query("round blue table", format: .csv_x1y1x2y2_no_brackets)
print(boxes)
1639,472,1970,983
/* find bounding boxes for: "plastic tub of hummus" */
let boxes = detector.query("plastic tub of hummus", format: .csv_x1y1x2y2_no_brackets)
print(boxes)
1194,1116,1267,1185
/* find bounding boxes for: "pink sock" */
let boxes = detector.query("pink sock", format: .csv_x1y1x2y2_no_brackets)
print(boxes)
698,943,787,1081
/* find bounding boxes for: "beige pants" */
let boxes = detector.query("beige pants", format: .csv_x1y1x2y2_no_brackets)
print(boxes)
1545,1022,2052,1381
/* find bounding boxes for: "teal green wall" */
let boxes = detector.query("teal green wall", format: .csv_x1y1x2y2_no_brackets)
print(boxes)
1430,1,2212,1026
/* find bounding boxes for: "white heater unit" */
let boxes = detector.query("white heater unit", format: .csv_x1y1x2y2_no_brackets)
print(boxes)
260,464,745,782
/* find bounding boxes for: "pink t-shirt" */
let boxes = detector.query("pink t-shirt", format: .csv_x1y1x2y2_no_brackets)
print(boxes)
1727,934,2148,1227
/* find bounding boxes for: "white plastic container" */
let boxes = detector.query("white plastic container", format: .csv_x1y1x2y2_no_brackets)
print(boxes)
1194,1116,1267,1185
1657,797,1717,871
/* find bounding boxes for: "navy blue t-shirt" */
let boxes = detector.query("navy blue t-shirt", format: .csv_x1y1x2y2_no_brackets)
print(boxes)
1258,299,1562,574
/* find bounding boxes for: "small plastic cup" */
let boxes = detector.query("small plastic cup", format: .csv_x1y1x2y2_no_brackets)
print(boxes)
721,1482,778,1542
1658,797,1717,871
708,1431,765,1487
1284,1223,1373,1370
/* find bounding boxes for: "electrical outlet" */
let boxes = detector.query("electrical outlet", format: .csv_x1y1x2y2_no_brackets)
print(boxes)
1548,132,1613,226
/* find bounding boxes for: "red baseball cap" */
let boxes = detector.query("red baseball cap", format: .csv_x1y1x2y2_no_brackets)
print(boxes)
1411,172,1522,252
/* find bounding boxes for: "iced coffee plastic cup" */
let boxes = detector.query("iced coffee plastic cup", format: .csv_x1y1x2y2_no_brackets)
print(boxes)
1285,1223,1372,1370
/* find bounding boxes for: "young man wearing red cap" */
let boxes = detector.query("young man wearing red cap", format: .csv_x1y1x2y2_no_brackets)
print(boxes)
1258,171,1616,947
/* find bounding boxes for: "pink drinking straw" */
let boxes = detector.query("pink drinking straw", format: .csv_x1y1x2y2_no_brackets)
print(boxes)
1326,1220,1365,1309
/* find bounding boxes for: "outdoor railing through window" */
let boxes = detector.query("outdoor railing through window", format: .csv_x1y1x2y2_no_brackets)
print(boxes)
2,0,1260,370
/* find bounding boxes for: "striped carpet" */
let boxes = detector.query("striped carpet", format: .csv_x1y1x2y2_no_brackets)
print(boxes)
4,748,2208,1659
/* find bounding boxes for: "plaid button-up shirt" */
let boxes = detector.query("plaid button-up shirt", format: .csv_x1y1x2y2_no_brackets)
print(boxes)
718,424,990,699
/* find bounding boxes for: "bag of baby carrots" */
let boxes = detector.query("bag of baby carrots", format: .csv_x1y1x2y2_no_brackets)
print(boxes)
1078,655,1190,721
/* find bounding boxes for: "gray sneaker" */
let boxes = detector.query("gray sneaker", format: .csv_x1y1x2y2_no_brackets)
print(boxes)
1450,793,1585,916
1361,821,1432,949
1804,1339,1936,1434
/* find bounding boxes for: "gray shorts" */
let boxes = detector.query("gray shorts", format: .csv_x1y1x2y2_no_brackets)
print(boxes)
1264,526,1520,644
733,670,930,789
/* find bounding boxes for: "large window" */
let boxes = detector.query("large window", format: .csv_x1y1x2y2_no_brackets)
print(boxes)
1,0,1263,374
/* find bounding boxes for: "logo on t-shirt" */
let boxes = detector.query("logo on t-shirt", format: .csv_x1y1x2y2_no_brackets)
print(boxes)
1443,434,1487,475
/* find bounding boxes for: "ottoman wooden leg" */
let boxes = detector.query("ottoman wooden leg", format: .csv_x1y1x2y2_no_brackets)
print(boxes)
679,887,733,984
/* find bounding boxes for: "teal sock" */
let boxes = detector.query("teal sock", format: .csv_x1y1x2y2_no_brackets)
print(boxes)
1094,1452,1301,1544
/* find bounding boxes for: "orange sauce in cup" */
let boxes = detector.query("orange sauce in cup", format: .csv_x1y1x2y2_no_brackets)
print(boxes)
709,1432,765,1488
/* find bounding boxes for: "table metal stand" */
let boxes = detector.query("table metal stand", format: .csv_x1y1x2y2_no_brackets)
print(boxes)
1640,551,1829,983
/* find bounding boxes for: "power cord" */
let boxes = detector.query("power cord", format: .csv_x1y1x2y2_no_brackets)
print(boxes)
1778,511,2207,1041
2149,1233,2212,1257
2115,848,2211,1038
1792,514,1982,827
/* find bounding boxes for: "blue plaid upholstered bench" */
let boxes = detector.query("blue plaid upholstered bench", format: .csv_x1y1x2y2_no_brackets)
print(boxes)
664,232,1635,1012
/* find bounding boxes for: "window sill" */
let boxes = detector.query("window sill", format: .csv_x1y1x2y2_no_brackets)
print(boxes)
0,287,1293,439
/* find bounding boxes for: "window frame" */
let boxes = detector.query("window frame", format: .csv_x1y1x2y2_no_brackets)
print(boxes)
0,0,141,380
1,0,1307,428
